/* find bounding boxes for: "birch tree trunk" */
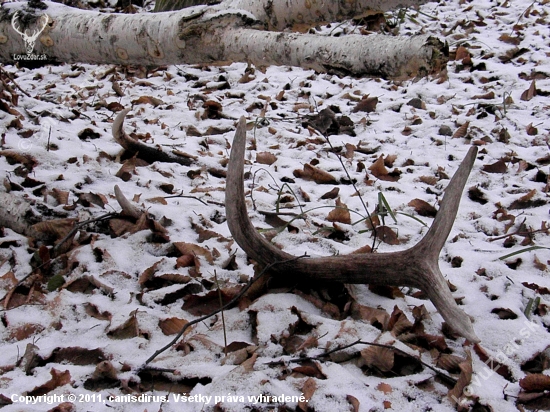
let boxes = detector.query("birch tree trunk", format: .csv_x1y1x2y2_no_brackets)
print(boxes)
0,0,446,79
154,0,431,30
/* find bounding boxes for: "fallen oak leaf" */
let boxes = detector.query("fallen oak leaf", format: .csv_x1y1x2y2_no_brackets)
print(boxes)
352,96,378,113
293,163,338,184
452,121,470,139
448,351,473,405
360,345,394,372
482,159,507,174
159,317,190,335
131,95,165,107
327,197,351,224
27,368,72,397
298,378,317,412
520,80,537,101
520,373,550,392
408,198,437,217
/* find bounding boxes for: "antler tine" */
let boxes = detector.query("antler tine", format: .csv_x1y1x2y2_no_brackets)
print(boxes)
415,146,478,260
226,116,480,342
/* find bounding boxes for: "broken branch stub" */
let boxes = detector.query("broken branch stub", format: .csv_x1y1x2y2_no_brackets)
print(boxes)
226,117,480,343
112,109,193,166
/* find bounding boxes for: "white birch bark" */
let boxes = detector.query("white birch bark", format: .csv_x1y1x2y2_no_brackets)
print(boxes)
0,1,446,78
221,0,432,30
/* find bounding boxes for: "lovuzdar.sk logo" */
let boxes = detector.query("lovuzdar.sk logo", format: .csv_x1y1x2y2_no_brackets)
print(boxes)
11,11,49,61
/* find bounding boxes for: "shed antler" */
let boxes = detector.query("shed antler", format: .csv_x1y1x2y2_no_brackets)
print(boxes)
226,117,480,343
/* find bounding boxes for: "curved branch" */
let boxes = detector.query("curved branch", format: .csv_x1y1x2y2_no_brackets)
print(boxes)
112,108,193,166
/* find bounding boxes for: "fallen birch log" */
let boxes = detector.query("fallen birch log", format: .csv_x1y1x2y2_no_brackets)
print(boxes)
0,1,447,78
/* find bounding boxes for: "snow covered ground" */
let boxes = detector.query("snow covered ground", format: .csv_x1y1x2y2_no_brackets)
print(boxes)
0,0,549,411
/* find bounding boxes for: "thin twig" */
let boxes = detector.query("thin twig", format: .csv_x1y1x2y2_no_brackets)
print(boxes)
142,256,306,367
0,66,31,98
214,270,228,356
324,135,377,251
164,191,208,206
53,212,118,255
265,339,457,386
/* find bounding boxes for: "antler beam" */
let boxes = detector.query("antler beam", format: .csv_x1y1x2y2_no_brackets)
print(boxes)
226,117,480,343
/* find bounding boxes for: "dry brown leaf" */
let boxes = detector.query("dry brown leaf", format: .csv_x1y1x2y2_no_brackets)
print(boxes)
50,188,70,205
351,244,372,254
473,343,512,380
327,197,351,224
292,360,326,379
352,96,378,113
298,378,317,412
115,156,136,181
350,301,389,330
374,226,399,245
361,346,394,372
388,306,414,336
202,100,223,119
256,152,277,165
509,189,544,210
526,123,538,136
482,159,508,174
0,271,17,291
419,175,438,186
520,80,537,101
534,255,547,271
32,218,76,240
448,351,472,404
174,242,214,264
159,317,189,335
131,95,164,107
0,150,37,171
46,347,106,366
138,259,164,286
146,196,168,205
78,192,108,208
408,198,437,217
181,287,242,316
436,354,466,373
498,33,522,45
83,303,112,321
294,163,338,184
344,143,356,159
472,91,495,100
346,394,360,412
376,382,393,394
452,121,470,139
369,155,388,178
455,46,470,61
176,254,196,269
519,374,550,392
27,368,72,397
107,101,124,112
9,324,45,341
107,311,140,339
320,187,339,200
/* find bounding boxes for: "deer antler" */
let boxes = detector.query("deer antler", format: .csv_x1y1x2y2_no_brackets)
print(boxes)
226,116,480,343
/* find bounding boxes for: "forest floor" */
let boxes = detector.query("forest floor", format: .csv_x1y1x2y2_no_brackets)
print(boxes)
0,0,549,411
